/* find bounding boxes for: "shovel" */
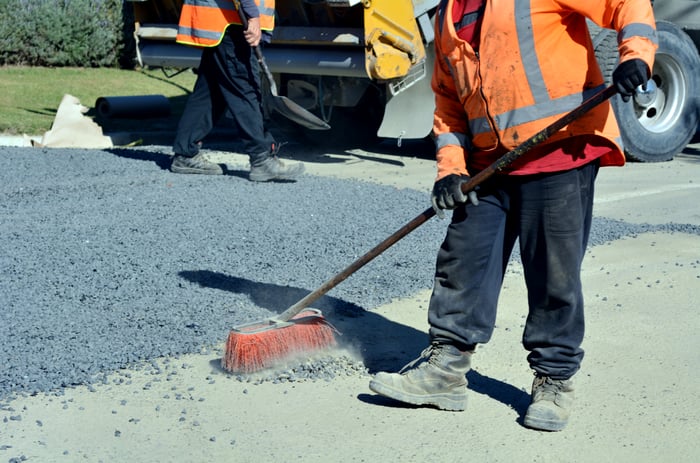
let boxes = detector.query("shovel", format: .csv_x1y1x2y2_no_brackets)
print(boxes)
234,3,330,130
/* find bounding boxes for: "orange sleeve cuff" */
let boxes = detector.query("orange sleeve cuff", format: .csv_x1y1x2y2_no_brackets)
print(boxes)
619,37,657,72
436,145,469,181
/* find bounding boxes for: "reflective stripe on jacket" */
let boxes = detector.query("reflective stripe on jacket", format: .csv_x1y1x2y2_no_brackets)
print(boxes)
176,0,275,47
432,0,658,179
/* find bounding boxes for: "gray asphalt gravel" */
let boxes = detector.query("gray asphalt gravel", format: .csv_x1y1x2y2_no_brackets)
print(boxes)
1,146,698,400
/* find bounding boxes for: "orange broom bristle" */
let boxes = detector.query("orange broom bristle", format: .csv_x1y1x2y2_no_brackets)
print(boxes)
221,310,337,374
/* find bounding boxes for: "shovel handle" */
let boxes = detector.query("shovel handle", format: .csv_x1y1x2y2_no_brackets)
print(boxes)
277,88,618,322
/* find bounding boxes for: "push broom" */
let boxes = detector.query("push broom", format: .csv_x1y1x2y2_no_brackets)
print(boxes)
222,85,619,373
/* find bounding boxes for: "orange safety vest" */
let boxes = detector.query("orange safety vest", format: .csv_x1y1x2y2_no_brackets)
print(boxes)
432,0,658,179
176,0,275,47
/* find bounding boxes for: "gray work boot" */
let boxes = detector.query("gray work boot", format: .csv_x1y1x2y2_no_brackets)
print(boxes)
171,153,223,175
368,343,472,411
249,155,305,182
523,375,575,431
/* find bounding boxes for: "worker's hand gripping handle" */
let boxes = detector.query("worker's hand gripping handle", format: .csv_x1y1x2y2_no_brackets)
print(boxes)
233,0,278,95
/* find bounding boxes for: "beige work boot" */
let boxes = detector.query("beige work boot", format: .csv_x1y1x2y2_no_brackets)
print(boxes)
523,375,575,431
170,153,223,175
368,343,472,411
249,155,305,182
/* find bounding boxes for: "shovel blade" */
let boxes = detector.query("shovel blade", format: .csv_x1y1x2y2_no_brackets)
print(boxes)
273,96,330,130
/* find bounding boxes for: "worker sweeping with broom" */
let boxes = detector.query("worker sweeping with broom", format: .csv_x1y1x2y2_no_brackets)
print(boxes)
368,0,657,431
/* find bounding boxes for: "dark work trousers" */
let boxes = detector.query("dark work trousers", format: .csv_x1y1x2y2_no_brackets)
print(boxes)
172,25,274,159
428,161,599,380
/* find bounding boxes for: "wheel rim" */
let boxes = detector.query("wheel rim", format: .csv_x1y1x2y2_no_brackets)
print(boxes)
633,53,687,133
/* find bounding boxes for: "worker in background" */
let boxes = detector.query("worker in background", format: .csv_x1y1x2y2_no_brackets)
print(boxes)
369,0,657,431
171,0,304,181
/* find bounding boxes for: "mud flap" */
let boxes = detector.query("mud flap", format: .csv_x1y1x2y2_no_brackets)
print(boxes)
377,53,435,141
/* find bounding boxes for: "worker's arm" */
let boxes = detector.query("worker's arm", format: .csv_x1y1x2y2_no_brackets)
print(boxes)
431,16,471,181
238,0,262,46
558,0,658,70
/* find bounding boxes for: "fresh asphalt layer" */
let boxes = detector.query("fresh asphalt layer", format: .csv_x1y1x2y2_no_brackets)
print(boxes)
1,137,698,400
0,132,698,463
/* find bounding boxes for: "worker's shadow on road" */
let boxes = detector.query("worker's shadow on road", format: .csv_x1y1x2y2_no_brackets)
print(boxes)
103,138,424,175
105,148,254,179
106,147,172,170
180,269,529,417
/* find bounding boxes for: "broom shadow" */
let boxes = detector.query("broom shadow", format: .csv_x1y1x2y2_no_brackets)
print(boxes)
181,269,530,415
178,270,429,372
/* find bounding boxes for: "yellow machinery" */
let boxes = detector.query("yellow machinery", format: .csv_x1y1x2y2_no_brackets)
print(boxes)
130,1,700,159
129,0,440,141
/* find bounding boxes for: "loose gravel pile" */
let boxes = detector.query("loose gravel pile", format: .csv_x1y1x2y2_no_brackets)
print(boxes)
1,146,698,400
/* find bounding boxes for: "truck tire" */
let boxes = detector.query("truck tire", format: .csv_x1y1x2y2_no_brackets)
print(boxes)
593,20,700,162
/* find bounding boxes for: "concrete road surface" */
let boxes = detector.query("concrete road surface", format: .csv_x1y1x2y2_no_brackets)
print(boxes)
1,134,698,463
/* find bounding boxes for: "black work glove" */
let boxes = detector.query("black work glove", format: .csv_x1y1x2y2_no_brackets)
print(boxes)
431,174,479,219
612,58,650,102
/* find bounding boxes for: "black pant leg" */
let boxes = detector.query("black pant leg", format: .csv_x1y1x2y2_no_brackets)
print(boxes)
519,161,599,379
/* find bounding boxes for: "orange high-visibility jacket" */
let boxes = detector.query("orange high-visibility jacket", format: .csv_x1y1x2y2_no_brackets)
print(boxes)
432,0,658,179
176,0,275,47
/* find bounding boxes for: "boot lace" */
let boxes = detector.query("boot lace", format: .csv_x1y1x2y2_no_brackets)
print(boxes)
270,141,288,156
533,376,565,400
398,343,445,374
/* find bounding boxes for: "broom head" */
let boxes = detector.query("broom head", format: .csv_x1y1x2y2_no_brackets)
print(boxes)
222,309,337,374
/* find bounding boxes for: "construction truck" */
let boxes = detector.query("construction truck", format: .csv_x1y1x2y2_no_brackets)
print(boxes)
129,0,700,161
129,0,439,145
590,1,700,162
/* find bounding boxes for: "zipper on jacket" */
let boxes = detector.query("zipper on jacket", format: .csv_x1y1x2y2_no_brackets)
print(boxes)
474,51,501,149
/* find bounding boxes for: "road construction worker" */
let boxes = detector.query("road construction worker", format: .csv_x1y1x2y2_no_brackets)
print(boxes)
171,0,304,181
369,0,657,431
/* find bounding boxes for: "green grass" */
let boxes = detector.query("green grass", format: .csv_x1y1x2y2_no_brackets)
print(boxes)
0,66,197,136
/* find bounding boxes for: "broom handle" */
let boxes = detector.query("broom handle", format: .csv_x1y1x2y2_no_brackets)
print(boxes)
277,85,618,322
